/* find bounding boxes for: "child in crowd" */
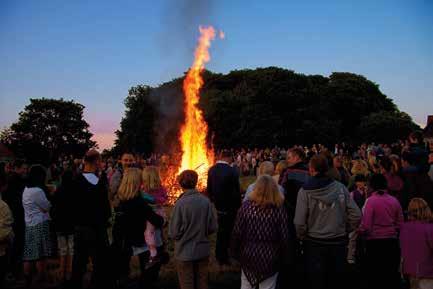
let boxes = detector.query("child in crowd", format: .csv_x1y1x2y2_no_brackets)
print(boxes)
350,174,368,210
169,170,217,289
141,166,167,268
348,174,368,264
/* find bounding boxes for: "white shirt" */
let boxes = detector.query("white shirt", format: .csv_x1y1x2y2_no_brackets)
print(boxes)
83,173,99,185
22,187,51,226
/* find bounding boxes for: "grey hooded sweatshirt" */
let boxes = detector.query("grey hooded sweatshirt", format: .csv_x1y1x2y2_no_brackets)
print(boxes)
294,178,361,241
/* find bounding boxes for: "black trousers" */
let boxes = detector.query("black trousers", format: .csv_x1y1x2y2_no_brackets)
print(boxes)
364,238,401,289
304,240,347,289
0,255,7,288
71,226,112,289
215,211,236,265
137,248,162,288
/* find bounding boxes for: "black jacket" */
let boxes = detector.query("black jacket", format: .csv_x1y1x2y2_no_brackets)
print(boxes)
73,173,111,228
207,162,241,213
113,196,164,247
51,171,75,234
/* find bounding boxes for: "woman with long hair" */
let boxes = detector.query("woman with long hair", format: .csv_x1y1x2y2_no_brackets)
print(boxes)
141,166,167,268
112,168,164,287
22,165,53,288
400,198,433,289
231,175,291,289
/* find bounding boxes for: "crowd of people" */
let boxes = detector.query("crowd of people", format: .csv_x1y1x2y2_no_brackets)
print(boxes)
0,130,432,289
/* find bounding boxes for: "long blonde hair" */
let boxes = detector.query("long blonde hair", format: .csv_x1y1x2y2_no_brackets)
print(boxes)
275,160,288,175
142,166,162,192
250,175,284,207
351,159,369,176
408,198,433,222
117,168,142,201
258,161,274,176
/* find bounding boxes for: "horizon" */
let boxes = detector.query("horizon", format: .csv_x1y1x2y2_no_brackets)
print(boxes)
1,0,432,150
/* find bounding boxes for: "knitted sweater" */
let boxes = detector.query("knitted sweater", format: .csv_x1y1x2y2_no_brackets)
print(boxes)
231,200,291,288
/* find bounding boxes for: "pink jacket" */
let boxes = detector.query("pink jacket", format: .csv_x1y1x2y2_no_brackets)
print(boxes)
400,221,433,278
359,191,403,239
148,187,168,205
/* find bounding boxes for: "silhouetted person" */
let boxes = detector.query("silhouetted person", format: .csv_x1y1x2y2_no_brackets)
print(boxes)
207,150,241,266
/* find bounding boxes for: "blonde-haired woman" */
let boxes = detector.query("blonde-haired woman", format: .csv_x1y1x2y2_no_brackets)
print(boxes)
112,168,164,286
400,198,433,289
348,159,371,190
244,161,285,202
273,160,288,183
231,175,292,289
141,166,167,268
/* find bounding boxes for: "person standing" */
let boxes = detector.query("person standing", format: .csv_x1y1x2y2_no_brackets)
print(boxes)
109,152,135,202
278,147,309,213
207,150,241,266
359,174,404,289
0,170,14,287
22,165,53,288
2,160,27,279
50,170,75,284
170,170,217,289
70,150,112,289
294,155,361,289
231,175,291,289
111,168,164,287
400,198,433,289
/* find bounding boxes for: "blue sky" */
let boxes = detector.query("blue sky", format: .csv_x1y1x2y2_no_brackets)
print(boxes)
1,0,432,149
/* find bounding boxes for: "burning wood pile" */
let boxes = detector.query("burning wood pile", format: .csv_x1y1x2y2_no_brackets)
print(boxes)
161,26,223,204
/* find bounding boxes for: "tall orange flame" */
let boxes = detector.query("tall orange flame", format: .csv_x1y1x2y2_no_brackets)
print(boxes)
177,26,218,188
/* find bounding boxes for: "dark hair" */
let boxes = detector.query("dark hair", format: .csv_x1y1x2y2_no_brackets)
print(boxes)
288,147,306,161
84,150,100,164
309,155,329,175
320,151,334,168
220,150,233,159
401,151,415,165
369,173,388,194
409,131,423,144
13,159,26,169
178,170,198,190
27,165,47,188
61,169,74,187
379,157,392,172
354,174,367,183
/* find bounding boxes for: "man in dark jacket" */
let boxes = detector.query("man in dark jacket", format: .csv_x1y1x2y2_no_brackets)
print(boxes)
207,150,241,266
407,131,429,173
71,150,112,289
401,151,433,211
278,147,309,212
2,159,27,278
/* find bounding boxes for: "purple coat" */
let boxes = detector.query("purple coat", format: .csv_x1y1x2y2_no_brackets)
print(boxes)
230,201,291,288
400,221,433,278
359,191,403,240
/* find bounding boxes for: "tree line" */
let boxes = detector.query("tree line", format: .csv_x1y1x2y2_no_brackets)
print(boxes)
0,67,419,161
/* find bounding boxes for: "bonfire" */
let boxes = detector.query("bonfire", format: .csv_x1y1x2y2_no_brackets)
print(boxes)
161,26,223,204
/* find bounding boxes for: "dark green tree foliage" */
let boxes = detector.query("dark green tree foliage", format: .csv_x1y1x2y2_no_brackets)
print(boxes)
114,85,156,155
1,98,95,163
358,111,418,143
114,67,418,153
